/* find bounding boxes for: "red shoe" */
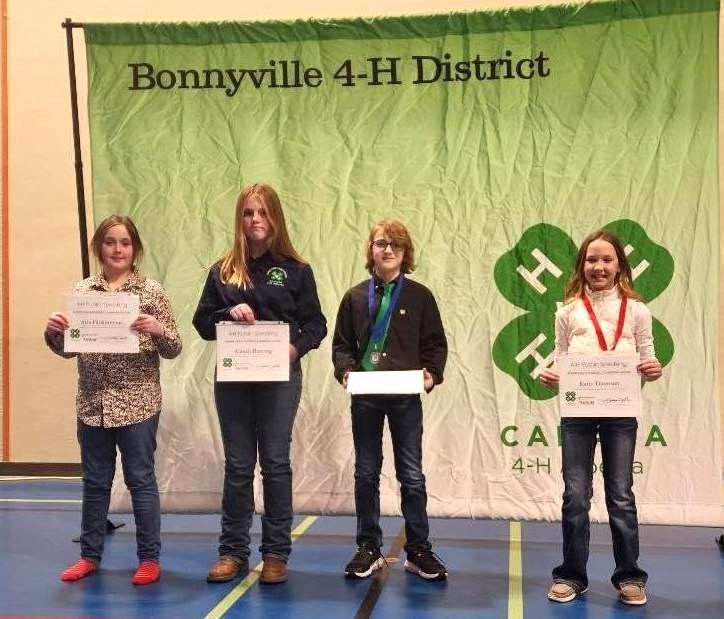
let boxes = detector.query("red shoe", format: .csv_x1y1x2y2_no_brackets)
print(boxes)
132,561,160,585
61,558,98,582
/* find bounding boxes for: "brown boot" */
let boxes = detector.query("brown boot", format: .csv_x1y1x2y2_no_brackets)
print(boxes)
207,557,246,583
259,557,288,584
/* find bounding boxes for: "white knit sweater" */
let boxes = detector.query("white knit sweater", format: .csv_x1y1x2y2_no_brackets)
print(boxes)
554,286,656,361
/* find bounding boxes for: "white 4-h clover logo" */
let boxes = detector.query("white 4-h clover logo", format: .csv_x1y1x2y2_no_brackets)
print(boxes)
266,267,287,286
70,329,81,339
492,220,675,400
222,358,232,368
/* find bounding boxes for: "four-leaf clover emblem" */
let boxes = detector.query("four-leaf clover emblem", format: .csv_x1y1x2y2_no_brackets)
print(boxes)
492,220,674,400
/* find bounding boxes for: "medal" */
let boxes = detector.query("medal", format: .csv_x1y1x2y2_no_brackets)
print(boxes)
361,276,405,371
582,292,627,351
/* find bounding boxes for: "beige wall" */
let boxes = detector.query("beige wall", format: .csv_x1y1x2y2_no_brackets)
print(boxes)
1,0,6,459
1,0,721,462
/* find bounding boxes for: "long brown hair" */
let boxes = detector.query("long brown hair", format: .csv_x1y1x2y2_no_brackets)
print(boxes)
564,229,640,302
365,219,416,275
90,215,144,269
218,183,307,287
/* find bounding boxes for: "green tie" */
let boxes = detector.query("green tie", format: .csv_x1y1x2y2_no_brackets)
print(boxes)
361,282,394,371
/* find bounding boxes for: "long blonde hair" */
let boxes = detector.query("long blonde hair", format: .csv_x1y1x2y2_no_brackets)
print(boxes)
218,183,306,287
564,229,641,302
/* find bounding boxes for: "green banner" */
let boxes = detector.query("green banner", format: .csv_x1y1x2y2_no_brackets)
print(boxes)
86,0,720,524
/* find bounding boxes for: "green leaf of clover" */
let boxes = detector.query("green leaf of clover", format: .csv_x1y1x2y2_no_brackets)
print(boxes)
492,311,557,401
494,223,577,313
603,219,674,303
651,317,674,367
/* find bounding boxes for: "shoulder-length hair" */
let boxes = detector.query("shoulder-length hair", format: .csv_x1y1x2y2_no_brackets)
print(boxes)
564,229,641,302
218,183,307,287
365,218,416,275
90,214,144,268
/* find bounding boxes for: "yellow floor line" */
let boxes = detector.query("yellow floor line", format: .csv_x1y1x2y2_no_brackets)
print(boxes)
204,515,318,619
290,514,317,540
508,521,523,619
0,498,81,504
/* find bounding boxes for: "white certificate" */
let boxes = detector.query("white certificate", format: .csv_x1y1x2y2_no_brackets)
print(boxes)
347,370,424,395
558,352,641,418
216,321,289,382
64,292,140,353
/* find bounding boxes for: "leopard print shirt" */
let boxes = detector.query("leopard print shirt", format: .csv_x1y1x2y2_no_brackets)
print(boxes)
45,271,182,427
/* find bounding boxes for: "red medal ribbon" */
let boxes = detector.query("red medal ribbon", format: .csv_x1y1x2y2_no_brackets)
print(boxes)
581,292,627,351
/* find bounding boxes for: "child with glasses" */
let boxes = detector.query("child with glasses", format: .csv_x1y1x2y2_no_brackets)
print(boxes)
332,218,448,581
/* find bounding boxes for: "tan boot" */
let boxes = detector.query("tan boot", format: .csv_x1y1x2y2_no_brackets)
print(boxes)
207,557,245,583
259,557,288,584
619,582,647,606
547,580,586,603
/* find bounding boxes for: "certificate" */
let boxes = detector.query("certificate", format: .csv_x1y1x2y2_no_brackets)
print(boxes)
216,321,289,382
558,352,641,417
347,370,424,395
64,293,139,353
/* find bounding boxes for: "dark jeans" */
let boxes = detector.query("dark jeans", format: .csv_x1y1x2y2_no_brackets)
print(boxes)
552,417,648,590
214,364,302,562
351,394,431,554
78,413,160,563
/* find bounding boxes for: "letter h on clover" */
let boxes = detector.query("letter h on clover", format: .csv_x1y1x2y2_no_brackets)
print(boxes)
492,220,675,401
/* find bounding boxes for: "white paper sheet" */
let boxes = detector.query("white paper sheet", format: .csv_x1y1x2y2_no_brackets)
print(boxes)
346,370,424,395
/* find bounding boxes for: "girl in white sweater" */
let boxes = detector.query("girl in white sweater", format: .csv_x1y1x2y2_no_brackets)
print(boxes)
540,230,662,606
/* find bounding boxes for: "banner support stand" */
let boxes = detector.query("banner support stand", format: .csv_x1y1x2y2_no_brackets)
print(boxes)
61,18,90,278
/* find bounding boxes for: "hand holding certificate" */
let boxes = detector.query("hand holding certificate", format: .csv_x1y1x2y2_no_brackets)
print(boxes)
558,352,641,417
64,293,140,353
216,321,290,382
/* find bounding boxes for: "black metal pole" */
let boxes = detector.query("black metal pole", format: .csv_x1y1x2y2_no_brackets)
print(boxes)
62,18,90,278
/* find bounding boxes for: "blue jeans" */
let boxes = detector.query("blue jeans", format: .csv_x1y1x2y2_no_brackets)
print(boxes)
552,417,648,589
78,413,160,563
214,364,302,561
351,394,430,554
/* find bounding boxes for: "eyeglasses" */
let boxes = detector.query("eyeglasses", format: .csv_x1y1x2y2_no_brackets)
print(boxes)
371,239,404,252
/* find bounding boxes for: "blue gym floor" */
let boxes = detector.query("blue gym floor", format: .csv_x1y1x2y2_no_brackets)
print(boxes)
1,478,721,618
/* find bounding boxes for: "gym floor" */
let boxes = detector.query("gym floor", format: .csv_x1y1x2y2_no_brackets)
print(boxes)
1,477,721,618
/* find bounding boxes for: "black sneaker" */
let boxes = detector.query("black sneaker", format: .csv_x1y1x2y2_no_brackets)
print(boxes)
404,549,448,581
344,545,385,578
